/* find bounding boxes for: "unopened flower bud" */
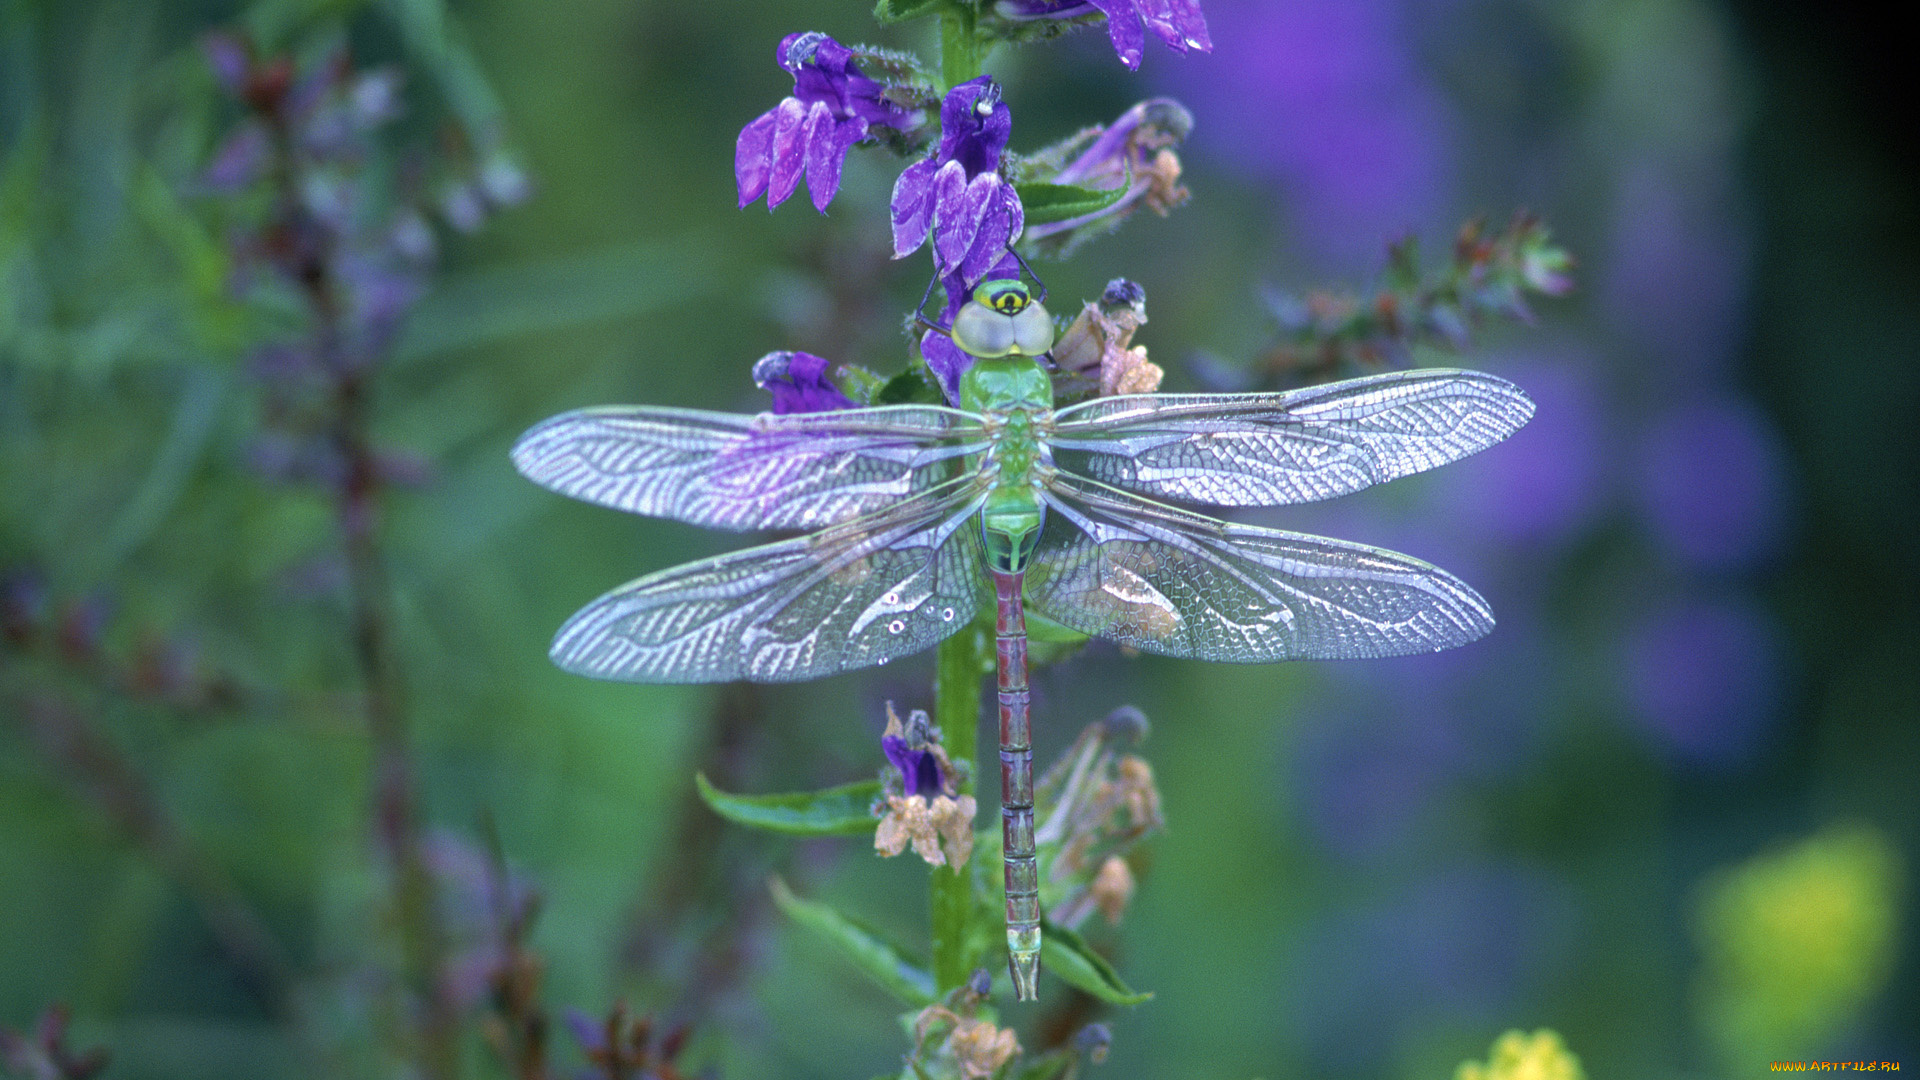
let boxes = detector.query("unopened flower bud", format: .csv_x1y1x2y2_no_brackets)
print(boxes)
1074,1022,1112,1063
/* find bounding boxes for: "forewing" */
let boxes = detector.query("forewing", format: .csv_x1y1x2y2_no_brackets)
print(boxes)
549,479,990,683
1046,369,1532,508
1027,473,1494,662
513,404,987,531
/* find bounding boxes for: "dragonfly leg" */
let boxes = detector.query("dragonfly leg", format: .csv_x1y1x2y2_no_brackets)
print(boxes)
993,569,1041,1001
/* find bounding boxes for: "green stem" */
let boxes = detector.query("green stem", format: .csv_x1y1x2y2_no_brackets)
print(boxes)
930,624,986,993
939,6,986,88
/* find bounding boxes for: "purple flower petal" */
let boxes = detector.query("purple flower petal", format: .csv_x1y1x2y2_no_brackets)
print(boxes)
764,97,810,210
895,79,1021,277
1090,0,1147,68
882,734,944,797
1171,0,1212,51
753,350,855,414
935,77,1013,175
806,114,868,213
920,331,973,403
890,158,938,256
955,178,1023,287
935,168,996,275
735,109,778,208
1136,0,1212,53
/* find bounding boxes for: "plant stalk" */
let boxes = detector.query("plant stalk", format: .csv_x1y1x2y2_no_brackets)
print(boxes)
930,625,986,993
940,6,986,87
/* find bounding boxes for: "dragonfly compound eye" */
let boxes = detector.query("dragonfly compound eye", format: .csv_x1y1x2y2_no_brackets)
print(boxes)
951,281,1054,359
952,298,1018,358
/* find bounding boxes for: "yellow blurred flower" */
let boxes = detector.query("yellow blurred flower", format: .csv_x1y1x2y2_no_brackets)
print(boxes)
1454,1029,1584,1080
1693,822,1903,1063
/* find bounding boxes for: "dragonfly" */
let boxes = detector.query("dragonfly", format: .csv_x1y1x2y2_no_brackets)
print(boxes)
511,279,1533,1000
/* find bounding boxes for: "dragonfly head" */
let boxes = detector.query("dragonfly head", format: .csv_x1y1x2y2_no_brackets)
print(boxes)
953,280,1055,360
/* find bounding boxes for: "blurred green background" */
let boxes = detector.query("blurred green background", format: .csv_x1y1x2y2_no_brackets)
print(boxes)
2,0,1914,1077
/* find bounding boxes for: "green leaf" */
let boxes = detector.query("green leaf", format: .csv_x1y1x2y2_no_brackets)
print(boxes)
1014,182,1129,227
393,240,722,364
873,0,949,25
1040,920,1151,1005
1008,1050,1076,1080
381,0,508,139
695,773,881,837
833,363,889,406
874,365,943,406
770,876,937,1005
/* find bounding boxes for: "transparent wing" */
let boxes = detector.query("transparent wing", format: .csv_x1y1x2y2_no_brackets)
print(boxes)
549,477,990,683
513,404,988,531
1045,368,1532,508
1027,472,1494,662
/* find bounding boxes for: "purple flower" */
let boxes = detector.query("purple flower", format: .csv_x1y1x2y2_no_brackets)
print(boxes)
881,706,949,797
1165,0,1456,270
1600,161,1750,384
1635,398,1790,574
1025,98,1193,245
736,32,917,213
1622,597,1784,767
752,351,856,414
890,78,1024,289
1296,866,1572,1073
1432,355,1611,547
996,0,1212,70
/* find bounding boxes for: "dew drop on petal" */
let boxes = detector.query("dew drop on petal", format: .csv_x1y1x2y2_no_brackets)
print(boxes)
941,607,956,622
888,619,906,634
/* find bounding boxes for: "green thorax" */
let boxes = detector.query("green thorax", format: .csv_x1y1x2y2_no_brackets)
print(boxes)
960,356,1053,574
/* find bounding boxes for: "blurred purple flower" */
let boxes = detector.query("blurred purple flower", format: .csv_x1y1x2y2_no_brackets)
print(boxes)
1601,161,1751,384
890,78,1024,289
341,255,424,358
996,0,1212,70
736,32,917,213
1435,356,1610,547
1297,865,1572,1072
753,350,855,414
201,122,270,192
1,566,48,646
202,32,253,96
1622,596,1784,766
1294,704,1455,858
1636,397,1790,573
1294,628,1542,859
1164,0,1455,268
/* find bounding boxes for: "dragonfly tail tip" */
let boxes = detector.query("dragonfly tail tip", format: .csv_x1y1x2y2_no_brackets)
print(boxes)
1009,948,1040,1001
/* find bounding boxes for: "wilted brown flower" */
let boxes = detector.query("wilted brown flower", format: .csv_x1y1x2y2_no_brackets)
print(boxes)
875,793,978,868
